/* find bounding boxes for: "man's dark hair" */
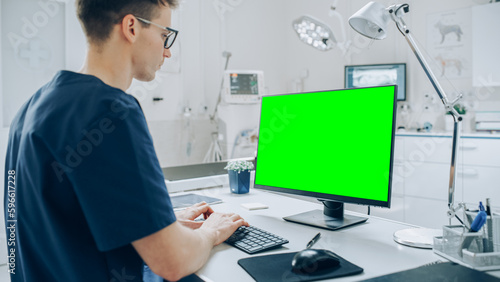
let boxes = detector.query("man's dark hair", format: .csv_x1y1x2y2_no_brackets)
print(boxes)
76,0,179,45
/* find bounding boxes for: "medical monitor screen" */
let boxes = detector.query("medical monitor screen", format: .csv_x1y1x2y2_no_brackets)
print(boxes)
230,73,259,95
345,63,406,101
255,86,397,208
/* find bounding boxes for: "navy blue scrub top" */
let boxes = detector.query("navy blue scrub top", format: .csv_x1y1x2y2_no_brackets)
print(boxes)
4,71,177,282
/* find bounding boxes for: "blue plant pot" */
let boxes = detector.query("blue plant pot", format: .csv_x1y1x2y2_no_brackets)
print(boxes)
228,170,250,194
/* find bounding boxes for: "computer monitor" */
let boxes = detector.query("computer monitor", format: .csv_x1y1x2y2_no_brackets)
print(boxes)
345,63,406,101
254,85,397,230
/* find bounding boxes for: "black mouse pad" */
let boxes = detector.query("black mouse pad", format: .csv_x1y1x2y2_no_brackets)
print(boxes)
238,251,363,282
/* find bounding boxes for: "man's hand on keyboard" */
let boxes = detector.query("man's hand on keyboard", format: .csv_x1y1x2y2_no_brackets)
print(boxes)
175,202,214,229
200,213,249,246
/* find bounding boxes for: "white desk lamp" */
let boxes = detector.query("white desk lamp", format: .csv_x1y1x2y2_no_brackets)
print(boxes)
349,2,463,248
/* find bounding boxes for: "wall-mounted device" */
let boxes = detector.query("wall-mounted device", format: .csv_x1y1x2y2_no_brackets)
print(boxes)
223,70,265,104
345,63,406,101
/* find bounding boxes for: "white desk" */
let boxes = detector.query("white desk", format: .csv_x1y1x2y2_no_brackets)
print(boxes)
188,186,500,281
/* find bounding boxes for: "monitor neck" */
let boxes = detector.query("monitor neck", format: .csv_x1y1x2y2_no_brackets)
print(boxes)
321,200,344,219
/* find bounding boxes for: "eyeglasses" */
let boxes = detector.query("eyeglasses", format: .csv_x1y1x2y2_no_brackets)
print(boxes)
136,17,178,49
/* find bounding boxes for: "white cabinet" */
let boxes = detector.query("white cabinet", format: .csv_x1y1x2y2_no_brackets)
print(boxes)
400,134,500,228
460,137,500,208
403,135,452,164
462,166,500,206
461,138,500,167
348,133,500,229
404,162,456,200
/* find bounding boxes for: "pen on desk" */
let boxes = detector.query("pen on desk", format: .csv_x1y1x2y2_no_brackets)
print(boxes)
306,232,321,249
478,201,489,251
479,201,485,212
486,198,493,252
470,210,487,233
486,198,492,216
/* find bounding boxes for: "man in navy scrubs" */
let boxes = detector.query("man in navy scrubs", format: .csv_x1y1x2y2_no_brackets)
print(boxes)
4,0,248,281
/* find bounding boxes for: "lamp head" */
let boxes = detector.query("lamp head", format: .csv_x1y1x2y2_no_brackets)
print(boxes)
292,15,336,51
348,1,390,40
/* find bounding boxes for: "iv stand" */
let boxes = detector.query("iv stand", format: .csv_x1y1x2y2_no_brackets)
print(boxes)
390,4,463,248
203,51,232,163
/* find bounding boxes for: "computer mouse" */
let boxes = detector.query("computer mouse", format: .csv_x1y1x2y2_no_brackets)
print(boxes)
291,249,340,274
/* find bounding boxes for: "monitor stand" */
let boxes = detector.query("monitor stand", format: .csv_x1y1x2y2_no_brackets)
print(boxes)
283,200,368,231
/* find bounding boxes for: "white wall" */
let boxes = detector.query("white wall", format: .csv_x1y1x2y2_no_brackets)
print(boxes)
223,0,289,95
1,0,66,127
282,0,499,132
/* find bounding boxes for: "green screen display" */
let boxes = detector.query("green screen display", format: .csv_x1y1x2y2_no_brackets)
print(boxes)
255,86,397,207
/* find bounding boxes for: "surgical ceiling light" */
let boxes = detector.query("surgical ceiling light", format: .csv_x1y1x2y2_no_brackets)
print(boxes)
293,16,336,52
349,2,463,249
292,1,350,54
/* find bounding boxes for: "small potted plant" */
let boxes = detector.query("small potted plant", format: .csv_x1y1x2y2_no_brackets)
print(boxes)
224,160,254,194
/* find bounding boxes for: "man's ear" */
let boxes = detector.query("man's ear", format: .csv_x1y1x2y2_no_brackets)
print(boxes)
121,14,138,44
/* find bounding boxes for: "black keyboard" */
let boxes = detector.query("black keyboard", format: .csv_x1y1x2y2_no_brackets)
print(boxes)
225,226,289,254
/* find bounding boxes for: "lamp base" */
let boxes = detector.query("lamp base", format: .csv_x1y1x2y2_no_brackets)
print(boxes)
393,228,442,249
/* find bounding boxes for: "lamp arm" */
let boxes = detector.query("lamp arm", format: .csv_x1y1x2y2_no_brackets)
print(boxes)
330,8,352,57
329,9,347,44
448,118,461,220
391,13,462,219
391,15,452,108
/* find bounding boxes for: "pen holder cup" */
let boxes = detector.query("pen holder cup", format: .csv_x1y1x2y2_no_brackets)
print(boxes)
464,211,500,253
433,225,484,255
493,214,500,252
433,218,500,270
